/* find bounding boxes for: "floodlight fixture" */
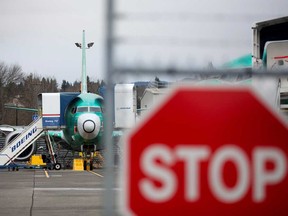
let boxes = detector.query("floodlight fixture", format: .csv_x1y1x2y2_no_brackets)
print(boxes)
87,42,94,48
75,43,82,48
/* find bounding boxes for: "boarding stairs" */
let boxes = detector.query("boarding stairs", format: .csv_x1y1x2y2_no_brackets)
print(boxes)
0,117,44,166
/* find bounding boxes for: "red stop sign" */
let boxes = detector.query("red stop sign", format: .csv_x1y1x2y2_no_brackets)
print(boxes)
123,87,288,216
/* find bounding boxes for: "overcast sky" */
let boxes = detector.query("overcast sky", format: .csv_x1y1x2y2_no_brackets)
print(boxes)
0,0,287,84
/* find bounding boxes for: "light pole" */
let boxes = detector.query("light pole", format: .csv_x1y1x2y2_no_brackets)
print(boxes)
75,30,94,93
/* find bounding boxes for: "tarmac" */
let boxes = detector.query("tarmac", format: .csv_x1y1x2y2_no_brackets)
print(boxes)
0,168,122,216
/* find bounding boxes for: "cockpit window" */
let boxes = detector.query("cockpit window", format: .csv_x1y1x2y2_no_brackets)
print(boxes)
90,107,101,113
76,106,102,113
71,107,76,114
76,107,88,112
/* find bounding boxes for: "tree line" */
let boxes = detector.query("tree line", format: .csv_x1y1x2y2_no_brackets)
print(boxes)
0,61,105,125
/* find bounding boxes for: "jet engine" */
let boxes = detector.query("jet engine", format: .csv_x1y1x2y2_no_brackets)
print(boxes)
4,129,36,161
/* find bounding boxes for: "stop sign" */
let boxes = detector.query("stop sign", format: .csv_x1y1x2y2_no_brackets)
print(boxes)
123,86,288,216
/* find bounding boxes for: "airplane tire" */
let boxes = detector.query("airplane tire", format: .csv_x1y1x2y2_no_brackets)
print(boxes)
54,163,62,170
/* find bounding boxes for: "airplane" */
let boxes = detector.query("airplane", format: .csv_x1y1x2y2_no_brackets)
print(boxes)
0,30,104,169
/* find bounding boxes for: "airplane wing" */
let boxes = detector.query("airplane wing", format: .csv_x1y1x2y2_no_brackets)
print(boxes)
47,130,73,150
0,125,25,136
0,125,71,149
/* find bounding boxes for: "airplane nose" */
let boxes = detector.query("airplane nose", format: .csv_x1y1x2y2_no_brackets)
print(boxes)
83,120,95,133
77,114,101,140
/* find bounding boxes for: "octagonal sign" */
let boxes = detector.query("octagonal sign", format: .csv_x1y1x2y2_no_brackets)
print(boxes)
123,86,288,216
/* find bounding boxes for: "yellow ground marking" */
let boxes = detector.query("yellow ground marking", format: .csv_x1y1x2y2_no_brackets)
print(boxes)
87,170,104,178
43,169,50,178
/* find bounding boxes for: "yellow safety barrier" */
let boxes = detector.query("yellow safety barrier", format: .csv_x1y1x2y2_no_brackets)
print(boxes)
28,154,46,166
73,158,84,171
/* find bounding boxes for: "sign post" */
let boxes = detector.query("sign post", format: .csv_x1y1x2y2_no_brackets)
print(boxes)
123,86,288,216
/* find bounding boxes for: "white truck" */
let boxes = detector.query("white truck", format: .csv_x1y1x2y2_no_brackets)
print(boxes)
252,16,288,110
114,84,137,129
252,16,288,69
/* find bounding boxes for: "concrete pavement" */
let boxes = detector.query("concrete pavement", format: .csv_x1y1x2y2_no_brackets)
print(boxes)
0,168,121,216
